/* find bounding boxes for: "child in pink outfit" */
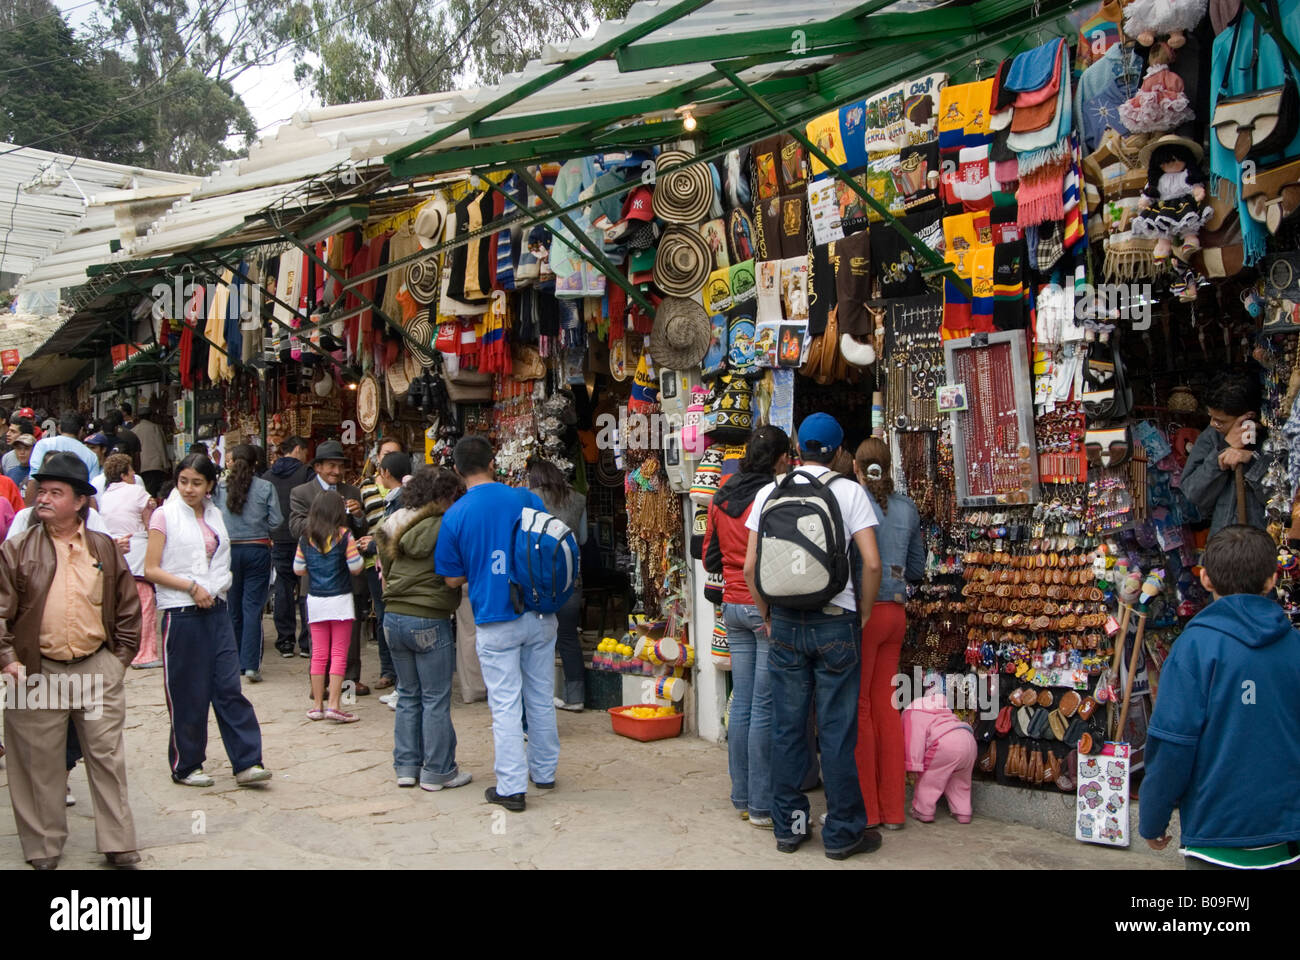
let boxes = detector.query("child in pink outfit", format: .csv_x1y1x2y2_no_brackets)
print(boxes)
903,692,977,824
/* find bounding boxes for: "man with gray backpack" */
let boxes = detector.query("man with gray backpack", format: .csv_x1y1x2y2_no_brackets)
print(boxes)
743,413,883,860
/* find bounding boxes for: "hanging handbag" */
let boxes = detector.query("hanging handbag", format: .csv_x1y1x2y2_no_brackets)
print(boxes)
1242,156,1300,233
689,445,725,504
1212,1,1300,162
444,368,493,403
703,373,755,443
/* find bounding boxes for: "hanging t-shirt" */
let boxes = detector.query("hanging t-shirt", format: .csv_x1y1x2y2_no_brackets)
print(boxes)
434,482,546,625
808,242,839,337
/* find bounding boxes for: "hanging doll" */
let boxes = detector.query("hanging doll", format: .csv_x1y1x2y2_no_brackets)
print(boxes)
1131,135,1213,263
1123,0,1208,48
1118,42,1194,133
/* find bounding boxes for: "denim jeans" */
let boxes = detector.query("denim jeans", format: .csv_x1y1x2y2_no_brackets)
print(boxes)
366,567,395,680
229,543,272,673
723,602,772,819
555,588,585,705
768,606,866,852
271,542,308,652
384,613,458,785
475,613,560,795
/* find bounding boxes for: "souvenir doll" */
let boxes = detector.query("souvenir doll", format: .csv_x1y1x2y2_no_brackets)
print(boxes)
1118,42,1194,133
1131,135,1213,264
1123,0,1208,47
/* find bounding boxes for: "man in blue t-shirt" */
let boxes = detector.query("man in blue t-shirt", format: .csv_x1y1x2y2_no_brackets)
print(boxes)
435,435,559,813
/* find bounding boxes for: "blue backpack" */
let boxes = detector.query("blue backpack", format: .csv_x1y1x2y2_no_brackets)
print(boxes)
510,506,580,614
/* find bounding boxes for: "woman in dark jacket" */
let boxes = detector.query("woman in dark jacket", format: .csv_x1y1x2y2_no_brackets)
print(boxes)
702,425,789,828
374,467,472,792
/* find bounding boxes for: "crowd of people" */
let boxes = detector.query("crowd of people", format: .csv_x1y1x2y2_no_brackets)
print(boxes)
0,401,1295,871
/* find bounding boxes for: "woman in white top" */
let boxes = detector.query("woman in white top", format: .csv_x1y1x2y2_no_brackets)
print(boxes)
143,453,271,789
98,453,160,667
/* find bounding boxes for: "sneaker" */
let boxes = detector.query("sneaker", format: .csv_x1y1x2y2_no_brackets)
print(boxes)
552,696,584,712
298,649,310,658
825,829,883,861
776,835,809,854
379,691,398,708
279,649,295,659
396,776,417,788
882,822,905,831
818,812,827,826
530,776,556,789
235,765,273,786
484,786,526,812
422,770,472,792
66,791,75,807
243,670,263,683
749,815,774,828
175,768,214,787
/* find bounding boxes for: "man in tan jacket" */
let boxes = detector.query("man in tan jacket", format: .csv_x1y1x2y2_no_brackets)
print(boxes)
0,452,142,869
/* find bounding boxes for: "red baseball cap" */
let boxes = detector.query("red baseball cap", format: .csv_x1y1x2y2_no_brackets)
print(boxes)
620,185,654,223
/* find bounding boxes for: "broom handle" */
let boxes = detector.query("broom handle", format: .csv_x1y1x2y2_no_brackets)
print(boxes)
1116,612,1148,742
1106,603,1133,737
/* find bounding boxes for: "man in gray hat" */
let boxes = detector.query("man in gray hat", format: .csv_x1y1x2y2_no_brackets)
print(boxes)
0,452,142,869
289,439,370,693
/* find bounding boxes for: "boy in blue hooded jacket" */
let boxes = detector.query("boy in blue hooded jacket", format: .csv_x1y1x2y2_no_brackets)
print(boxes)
1140,525,1300,869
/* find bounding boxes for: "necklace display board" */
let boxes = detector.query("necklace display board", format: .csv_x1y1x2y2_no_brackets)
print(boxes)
884,293,944,431
945,331,1040,506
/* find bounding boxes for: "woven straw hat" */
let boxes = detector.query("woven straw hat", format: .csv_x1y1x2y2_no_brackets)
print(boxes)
652,150,714,224
407,311,437,367
649,296,712,370
655,225,711,296
407,256,441,304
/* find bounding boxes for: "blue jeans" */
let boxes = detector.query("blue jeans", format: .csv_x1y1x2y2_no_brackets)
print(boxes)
229,543,272,673
475,613,560,795
769,606,866,852
384,613,458,785
366,567,395,680
724,602,772,819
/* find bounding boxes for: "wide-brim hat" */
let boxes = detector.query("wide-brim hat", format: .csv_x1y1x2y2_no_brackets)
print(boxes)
407,255,441,304
32,451,95,497
655,225,712,296
312,440,347,464
386,355,412,396
652,150,714,224
407,310,437,367
649,296,712,370
414,197,448,249
1139,133,1203,169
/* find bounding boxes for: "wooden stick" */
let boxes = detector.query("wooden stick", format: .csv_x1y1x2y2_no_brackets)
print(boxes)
1116,612,1149,742
1106,602,1133,735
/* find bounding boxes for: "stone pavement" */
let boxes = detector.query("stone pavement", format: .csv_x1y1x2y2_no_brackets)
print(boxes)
0,628,1177,870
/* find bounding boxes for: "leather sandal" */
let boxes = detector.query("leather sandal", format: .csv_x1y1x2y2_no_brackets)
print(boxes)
1055,750,1077,792
1045,750,1062,784
979,741,997,774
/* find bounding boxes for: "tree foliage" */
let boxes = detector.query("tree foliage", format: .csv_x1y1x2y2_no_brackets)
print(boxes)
0,0,155,165
287,0,638,106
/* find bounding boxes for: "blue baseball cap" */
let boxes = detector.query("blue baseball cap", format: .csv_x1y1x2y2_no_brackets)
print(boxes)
85,432,110,447
798,413,844,455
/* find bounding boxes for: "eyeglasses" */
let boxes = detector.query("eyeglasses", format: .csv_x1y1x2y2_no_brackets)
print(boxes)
1208,414,1234,431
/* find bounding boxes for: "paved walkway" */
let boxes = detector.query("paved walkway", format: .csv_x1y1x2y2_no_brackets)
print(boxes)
0,629,1176,870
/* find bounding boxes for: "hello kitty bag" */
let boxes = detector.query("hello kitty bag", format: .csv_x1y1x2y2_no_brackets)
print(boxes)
1076,742,1130,847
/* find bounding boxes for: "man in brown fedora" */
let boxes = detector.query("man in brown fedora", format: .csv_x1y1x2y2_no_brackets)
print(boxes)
0,452,142,869
289,439,371,693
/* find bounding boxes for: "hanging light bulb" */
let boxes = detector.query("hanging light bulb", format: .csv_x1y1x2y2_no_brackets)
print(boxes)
682,112,697,132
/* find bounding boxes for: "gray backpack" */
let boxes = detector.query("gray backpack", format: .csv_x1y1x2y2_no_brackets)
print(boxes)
754,469,851,610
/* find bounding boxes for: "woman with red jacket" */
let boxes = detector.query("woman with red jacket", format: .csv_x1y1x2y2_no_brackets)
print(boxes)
703,425,789,828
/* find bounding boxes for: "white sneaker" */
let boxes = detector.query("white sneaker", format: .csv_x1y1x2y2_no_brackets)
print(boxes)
749,815,773,828
66,791,75,807
553,696,584,712
818,812,827,826
379,691,398,709
396,776,417,788
176,769,214,787
235,765,272,786
421,770,472,791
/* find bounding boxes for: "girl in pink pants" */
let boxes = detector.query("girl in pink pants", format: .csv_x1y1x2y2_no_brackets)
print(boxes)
903,692,977,824
294,492,363,723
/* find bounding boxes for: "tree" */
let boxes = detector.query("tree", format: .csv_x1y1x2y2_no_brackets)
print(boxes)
0,0,156,164
87,0,293,173
287,0,638,106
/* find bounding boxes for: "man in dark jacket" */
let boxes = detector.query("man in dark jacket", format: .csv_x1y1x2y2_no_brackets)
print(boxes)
0,453,142,870
289,439,370,693
1140,525,1300,869
1179,371,1270,537
265,436,312,657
